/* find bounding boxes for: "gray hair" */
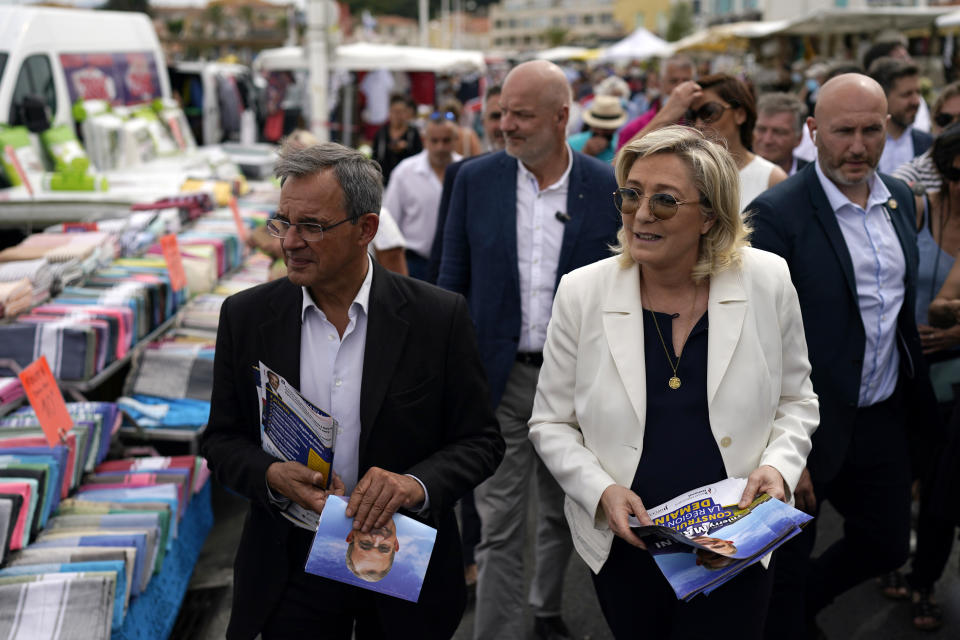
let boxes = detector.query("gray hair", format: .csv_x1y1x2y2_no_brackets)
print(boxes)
274,141,383,221
756,92,808,134
662,55,695,79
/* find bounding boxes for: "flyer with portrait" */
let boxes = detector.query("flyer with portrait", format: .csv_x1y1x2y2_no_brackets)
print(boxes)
256,361,337,529
304,496,437,602
629,478,812,600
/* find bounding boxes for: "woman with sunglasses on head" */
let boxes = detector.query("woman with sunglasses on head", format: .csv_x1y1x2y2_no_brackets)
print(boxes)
528,125,818,638
686,75,787,214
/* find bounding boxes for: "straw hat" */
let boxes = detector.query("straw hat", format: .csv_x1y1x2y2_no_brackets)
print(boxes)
582,95,627,130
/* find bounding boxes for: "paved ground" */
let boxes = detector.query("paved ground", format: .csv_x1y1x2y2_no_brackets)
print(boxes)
183,483,959,639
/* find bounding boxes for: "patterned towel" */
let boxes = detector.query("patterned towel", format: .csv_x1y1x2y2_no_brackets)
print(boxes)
0,572,114,640
0,560,127,630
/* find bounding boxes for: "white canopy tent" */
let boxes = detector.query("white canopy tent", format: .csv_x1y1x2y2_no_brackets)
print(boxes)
535,46,591,62
253,43,486,73
598,27,671,62
937,9,960,29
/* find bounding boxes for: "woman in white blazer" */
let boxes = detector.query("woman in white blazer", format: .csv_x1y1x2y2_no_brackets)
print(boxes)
528,125,819,638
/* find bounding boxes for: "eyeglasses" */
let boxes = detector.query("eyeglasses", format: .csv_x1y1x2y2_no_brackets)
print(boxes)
685,102,733,125
934,111,960,129
430,111,457,123
613,188,701,220
265,216,354,241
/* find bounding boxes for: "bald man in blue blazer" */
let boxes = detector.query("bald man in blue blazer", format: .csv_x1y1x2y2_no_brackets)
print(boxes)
437,60,620,640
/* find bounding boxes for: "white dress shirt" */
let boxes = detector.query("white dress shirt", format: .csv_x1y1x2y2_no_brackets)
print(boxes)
299,256,374,494
382,149,461,258
516,146,573,353
815,161,905,407
879,127,917,175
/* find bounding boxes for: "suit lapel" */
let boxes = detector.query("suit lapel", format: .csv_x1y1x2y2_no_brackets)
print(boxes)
880,175,918,287
259,279,303,390
807,166,859,304
359,263,409,457
497,153,521,295
706,266,747,406
601,262,646,429
557,152,588,284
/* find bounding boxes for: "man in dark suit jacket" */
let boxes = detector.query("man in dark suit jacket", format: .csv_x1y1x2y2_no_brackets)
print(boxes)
438,60,620,640
201,142,504,640
750,74,938,639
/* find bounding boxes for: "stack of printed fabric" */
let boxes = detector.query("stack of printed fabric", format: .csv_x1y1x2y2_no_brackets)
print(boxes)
177,294,225,336
0,279,32,319
0,258,54,305
0,231,117,282
118,337,215,430
214,251,273,296
0,264,184,381
0,379,24,414
0,453,211,639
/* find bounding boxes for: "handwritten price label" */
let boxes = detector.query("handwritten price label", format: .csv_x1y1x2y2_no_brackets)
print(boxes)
229,197,249,244
18,356,73,447
160,234,187,292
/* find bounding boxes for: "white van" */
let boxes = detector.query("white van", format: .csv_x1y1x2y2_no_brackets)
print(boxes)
0,6,171,128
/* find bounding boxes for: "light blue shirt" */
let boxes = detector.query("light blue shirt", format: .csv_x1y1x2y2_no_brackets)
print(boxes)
815,161,906,407
567,130,618,164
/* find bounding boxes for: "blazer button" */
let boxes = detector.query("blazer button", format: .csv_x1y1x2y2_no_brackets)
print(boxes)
720,436,732,448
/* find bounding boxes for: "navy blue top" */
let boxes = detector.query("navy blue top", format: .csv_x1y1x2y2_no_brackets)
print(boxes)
630,310,727,509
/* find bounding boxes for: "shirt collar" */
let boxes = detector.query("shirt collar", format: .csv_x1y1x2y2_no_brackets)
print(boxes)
301,254,374,322
814,158,892,214
517,143,574,193
414,149,462,176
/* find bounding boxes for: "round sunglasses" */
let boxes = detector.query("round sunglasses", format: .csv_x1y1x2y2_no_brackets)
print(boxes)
613,188,701,220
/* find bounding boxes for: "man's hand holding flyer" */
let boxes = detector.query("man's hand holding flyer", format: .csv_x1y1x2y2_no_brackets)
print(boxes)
257,361,337,529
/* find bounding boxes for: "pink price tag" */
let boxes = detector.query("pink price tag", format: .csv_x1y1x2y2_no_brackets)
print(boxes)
160,234,187,292
229,197,249,243
4,145,33,196
18,356,73,446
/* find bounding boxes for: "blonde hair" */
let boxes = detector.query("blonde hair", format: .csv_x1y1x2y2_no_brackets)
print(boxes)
611,125,750,282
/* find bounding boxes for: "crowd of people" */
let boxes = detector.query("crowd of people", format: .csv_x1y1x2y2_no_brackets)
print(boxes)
201,37,960,640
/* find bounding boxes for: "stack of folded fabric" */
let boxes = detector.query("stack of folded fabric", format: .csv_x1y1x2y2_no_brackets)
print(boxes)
118,338,215,430
0,279,32,319
0,379,24,413
214,251,273,296
0,453,211,638
176,294,225,335
0,258,55,304
0,232,117,281
0,263,183,380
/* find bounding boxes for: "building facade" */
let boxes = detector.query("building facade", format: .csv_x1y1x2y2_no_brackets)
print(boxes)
489,0,624,50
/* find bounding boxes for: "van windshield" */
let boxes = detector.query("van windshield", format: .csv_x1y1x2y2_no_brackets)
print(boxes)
0,53,7,85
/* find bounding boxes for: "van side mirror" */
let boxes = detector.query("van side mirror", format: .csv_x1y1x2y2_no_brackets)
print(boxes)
15,94,51,133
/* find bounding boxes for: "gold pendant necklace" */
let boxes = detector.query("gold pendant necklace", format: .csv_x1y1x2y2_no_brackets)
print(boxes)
648,308,683,390
642,277,698,391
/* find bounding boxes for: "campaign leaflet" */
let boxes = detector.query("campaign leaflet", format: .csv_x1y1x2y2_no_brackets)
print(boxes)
304,496,437,603
256,362,337,530
629,478,812,601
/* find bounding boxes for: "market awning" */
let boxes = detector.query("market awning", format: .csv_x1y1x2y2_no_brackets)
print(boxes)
668,20,790,54
781,8,949,36
253,43,486,74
